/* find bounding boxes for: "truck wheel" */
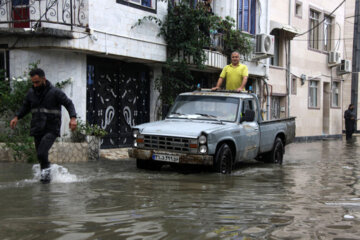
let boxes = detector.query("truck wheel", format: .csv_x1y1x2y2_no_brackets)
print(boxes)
215,143,233,174
267,138,284,164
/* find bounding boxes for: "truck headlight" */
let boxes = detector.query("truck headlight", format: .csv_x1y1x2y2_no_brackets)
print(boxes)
133,129,139,138
199,135,207,144
199,145,207,154
133,139,138,147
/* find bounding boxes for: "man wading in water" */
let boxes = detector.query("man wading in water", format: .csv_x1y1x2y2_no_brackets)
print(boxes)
10,68,77,183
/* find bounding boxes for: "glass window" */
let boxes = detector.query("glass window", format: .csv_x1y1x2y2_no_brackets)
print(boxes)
118,0,156,11
295,2,302,17
168,95,240,122
332,82,339,107
309,80,318,108
238,0,256,34
324,15,332,52
270,32,280,66
309,9,320,50
12,0,29,6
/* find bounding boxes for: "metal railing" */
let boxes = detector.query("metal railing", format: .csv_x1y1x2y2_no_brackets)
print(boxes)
0,0,88,30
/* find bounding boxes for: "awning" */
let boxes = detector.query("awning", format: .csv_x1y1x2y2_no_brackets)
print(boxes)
270,21,300,40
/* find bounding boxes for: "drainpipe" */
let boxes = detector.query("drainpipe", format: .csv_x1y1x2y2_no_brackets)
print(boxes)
287,0,292,117
265,0,270,120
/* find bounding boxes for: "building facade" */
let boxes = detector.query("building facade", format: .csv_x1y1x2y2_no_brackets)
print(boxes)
269,0,351,139
0,0,354,148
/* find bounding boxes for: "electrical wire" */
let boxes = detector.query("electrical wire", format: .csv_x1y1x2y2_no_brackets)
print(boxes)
294,0,346,38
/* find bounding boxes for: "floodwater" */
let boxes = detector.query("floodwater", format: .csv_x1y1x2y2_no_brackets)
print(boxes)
0,137,360,240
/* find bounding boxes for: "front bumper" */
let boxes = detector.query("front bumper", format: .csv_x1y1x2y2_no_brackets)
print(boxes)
128,148,214,165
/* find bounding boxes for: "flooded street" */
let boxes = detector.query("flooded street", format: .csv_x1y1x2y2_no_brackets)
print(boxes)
0,137,360,240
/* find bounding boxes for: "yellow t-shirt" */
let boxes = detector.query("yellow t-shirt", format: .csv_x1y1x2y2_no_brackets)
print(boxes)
219,64,249,90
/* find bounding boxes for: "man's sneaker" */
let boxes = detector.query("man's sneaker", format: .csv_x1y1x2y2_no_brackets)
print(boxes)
40,168,51,184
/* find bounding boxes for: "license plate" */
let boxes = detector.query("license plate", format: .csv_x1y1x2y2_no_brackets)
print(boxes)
152,154,179,163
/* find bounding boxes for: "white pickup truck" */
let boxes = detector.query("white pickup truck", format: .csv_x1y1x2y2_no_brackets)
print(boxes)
129,90,296,173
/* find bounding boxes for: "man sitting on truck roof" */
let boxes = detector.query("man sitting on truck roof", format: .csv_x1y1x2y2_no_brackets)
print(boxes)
212,51,248,92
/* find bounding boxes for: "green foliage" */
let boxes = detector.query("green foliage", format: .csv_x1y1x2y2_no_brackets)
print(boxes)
0,62,40,163
71,119,108,142
133,1,252,105
55,78,72,89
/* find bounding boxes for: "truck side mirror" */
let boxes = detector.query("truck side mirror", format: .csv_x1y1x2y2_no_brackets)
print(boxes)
241,109,255,123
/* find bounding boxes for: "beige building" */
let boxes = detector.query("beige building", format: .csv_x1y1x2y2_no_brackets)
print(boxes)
268,0,352,139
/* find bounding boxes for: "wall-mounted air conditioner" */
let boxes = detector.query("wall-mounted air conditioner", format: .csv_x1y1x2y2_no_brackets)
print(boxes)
328,51,340,65
255,34,274,56
338,59,352,75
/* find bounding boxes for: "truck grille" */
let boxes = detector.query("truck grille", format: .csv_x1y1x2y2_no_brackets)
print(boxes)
142,135,194,153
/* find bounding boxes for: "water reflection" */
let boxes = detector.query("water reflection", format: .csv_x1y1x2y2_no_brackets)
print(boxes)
0,137,359,239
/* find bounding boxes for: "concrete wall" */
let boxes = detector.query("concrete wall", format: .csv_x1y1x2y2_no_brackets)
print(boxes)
9,49,87,137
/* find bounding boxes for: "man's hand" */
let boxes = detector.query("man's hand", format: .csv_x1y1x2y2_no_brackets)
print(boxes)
10,117,18,129
236,87,244,92
69,117,77,131
211,86,220,91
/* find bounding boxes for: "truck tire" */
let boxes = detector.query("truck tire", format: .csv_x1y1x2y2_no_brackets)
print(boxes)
267,137,284,164
214,143,233,174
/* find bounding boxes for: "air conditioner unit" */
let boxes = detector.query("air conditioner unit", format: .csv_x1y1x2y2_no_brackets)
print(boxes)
338,59,352,74
328,51,340,65
255,34,274,55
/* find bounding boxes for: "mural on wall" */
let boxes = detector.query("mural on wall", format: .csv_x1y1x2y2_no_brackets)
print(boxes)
87,57,150,148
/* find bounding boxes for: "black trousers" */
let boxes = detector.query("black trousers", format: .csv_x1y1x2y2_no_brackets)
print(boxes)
34,132,57,170
346,129,353,140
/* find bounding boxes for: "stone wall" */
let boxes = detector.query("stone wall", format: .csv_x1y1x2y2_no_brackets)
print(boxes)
0,140,99,163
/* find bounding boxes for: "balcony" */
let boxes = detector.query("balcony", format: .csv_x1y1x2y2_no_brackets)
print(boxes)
0,0,88,38
173,33,227,70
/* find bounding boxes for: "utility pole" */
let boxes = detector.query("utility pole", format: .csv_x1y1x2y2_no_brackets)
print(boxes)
351,0,360,130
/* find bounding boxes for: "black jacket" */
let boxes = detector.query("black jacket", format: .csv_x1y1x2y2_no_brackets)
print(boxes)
16,80,77,136
344,108,356,132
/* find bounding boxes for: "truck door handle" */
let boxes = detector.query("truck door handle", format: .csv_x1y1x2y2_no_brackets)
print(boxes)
254,128,259,131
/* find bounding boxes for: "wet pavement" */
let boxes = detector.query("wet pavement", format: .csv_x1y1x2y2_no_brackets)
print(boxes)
0,136,360,240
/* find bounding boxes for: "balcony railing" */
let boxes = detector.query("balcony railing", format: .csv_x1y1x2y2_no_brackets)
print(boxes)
0,0,88,31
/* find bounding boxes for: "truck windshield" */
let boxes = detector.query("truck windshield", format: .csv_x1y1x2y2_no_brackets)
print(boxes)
167,96,239,122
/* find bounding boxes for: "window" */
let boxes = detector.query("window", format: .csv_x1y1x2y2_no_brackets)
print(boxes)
332,82,339,107
117,0,157,12
309,9,320,50
295,1,302,18
323,15,332,52
270,31,280,66
309,80,319,108
12,0,30,28
291,77,297,95
238,0,256,34
241,99,257,122
0,47,9,82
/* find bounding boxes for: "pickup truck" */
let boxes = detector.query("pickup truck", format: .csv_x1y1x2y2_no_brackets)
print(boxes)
128,89,296,174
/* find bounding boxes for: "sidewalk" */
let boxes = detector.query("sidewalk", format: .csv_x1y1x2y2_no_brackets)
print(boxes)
100,148,131,160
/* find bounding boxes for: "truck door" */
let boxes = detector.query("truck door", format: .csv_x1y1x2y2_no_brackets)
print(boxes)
240,99,260,160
